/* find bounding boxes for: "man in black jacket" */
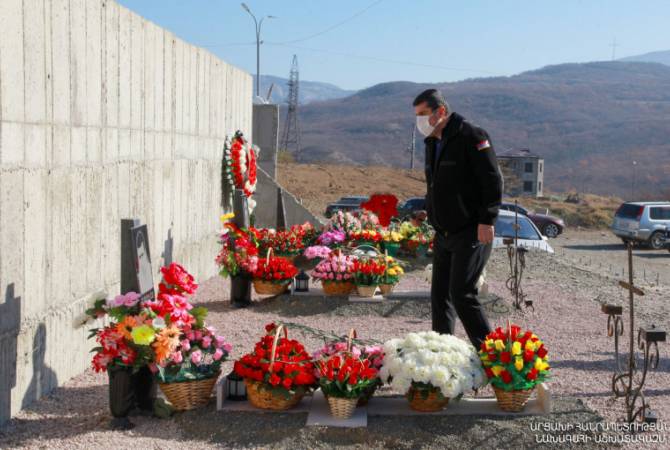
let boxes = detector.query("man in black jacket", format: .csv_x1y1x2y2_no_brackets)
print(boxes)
413,89,503,347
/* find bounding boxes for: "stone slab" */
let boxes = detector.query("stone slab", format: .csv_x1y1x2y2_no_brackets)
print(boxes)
216,378,312,413
306,390,367,428
368,383,552,417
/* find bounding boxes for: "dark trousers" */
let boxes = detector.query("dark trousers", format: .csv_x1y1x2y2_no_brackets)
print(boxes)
431,226,492,348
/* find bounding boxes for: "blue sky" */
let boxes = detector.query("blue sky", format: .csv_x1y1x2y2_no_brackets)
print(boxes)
118,0,670,90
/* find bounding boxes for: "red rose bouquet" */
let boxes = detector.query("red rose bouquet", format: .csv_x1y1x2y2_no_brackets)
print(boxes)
234,323,316,410
479,324,550,412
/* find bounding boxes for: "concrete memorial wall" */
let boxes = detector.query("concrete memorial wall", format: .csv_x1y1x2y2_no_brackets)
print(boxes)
0,0,252,423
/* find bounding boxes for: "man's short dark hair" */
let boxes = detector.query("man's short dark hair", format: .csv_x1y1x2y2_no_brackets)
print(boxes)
413,89,448,112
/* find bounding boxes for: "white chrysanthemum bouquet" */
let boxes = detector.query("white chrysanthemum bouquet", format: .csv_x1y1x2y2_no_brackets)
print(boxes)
379,331,485,411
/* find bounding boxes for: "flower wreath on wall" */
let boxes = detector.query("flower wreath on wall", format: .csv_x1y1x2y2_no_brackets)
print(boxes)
224,131,258,212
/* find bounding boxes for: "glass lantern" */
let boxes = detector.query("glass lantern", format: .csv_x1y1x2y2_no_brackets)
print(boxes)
295,270,310,292
226,370,247,401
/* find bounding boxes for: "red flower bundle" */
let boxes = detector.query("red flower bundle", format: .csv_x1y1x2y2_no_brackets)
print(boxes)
361,194,399,228
251,255,298,284
317,354,379,399
234,323,316,392
255,227,306,256
352,258,387,286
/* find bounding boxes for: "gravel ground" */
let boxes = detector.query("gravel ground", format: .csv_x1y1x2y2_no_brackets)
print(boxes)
1,236,669,449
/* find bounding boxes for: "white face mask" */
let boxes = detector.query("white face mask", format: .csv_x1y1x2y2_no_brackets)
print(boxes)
416,115,435,137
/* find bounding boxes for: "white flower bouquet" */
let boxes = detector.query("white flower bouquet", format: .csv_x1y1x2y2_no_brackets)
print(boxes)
379,331,485,411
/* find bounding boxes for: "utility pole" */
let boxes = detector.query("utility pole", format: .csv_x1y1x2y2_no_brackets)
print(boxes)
407,125,416,170
280,55,301,158
631,160,637,199
241,3,276,97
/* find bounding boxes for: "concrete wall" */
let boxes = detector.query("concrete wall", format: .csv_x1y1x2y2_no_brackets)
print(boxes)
252,104,278,179
254,168,322,228
0,0,252,424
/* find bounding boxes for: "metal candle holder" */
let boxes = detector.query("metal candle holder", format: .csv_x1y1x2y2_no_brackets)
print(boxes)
602,243,666,423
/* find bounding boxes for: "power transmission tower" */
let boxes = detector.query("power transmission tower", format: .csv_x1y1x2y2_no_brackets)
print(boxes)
280,55,301,158
610,37,620,61
407,125,416,169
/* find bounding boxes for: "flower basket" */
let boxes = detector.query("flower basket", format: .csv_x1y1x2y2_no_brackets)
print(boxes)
236,324,314,411
379,283,395,296
383,242,400,257
407,385,449,412
322,281,355,296
253,279,289,296
245,379,306,410
327,396,358,419
158,371,220,411
356,285,378,297
479,323,549,412
493,386,534,412
251,249,297,296
380,332,485,414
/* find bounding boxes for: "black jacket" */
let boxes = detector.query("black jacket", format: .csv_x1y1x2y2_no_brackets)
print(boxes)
424,112,503,234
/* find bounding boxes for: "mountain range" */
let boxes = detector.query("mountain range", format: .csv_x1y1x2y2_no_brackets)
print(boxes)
254,75,355,104
285,58,670,198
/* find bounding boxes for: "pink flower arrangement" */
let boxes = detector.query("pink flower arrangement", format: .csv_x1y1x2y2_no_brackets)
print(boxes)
313,340,385,371
317,230,346,247
312,253,356,282
304,245,332,260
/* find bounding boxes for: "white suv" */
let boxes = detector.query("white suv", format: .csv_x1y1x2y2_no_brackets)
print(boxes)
611,202,670,249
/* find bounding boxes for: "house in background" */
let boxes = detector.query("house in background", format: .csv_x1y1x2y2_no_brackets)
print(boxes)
497,148,545,197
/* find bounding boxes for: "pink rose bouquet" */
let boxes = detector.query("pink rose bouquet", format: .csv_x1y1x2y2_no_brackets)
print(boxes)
311,253,356,283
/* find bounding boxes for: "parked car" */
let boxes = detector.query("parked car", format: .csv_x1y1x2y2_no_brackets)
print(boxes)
397,197,426,220
499,202,565,238
611,202,670,249
493,210,554,253
324,196,368,218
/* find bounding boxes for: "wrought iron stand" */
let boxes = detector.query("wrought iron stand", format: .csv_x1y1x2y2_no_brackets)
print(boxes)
504,202,532,310
601,243,666,423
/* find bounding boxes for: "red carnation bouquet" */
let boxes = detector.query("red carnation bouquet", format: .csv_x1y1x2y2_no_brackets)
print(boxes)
234,323,316,409
251,254,298,285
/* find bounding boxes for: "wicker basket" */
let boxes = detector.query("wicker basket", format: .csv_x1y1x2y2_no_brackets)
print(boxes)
244,325,307,410
379,283,395,296
245,379,305,410
322,281,355,296
253,279,289,295
158,372,220,411
327,396,358,419
407,386,449,412
356,285,378,297
493,386,534,412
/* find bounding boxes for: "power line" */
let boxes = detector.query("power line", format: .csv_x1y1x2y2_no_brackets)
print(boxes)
269,0,387,45
266,42,497,75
